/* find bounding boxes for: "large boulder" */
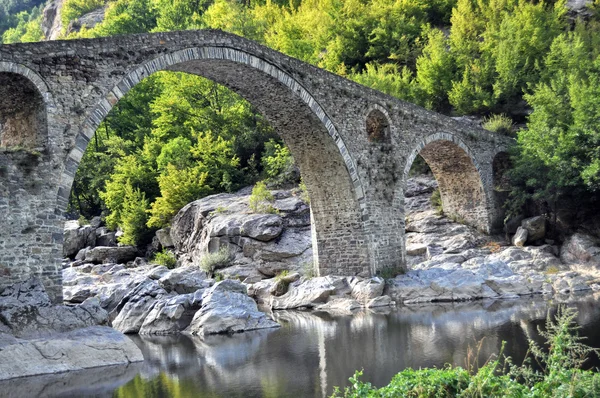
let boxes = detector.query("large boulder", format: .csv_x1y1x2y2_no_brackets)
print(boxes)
521,216,546,243
270,277,337,309
186,280,279,336
350,277,384,304
139,291,204,334
111,280,168,334
158,266,211,294
512,227,528,247
560,233,600,275
156,228,174,248
63,222,96,258
85,246,138,264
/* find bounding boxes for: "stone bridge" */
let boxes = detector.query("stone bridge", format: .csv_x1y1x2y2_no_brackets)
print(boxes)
0,30,512,302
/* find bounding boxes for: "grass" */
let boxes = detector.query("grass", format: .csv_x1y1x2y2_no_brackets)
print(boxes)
332,306,600,397
199,247,232,276
302,261,316,278
378,266,405,279
482,113,514,136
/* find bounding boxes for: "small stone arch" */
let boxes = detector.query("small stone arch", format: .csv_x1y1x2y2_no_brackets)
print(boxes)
403,132,491,232
365,104,392,144
0,62,53,150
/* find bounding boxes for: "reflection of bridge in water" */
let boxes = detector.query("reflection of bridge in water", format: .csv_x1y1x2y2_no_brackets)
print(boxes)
0,30,512,302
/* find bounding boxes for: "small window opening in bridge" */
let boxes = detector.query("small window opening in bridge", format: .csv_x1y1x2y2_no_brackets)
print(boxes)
0,72,47,150
366,109,390,143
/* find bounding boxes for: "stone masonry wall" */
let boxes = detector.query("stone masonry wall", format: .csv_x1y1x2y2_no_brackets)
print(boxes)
0,30,512,301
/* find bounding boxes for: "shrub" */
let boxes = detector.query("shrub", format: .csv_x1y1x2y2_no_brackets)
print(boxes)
298,179,310,205
482,114,514,136
378,266,404,279
261,139,298,187
249,181,277,214
332,307,600,397
199,247,232,276
152,249,177,269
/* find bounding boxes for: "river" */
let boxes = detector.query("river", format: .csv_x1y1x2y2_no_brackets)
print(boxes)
4,293,600,398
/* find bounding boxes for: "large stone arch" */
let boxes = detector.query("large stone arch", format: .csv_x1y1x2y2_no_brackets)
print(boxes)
57,46,370,277
403,132,491,233
0,62,54,150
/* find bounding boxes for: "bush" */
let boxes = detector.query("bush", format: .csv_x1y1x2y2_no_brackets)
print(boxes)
482,114,514,136
199,247,232,276
261,139,298,187
332,307,600,397
152,249,177,269
249,181,277,214
430,188,443,214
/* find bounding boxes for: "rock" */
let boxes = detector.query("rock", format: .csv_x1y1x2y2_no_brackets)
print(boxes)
270,277,337,309
85,246,138,264
0,326,143,381
111,280,168,334
147,265,170,280
367,295,394,308
512,227,528,247
156,228,174,248
350,277,384,304
74,247,90,261
158,267,210,294
186,280,279,336
315,298,362,313
0,279,108,339
41,0,63,40
139,291,204,334
406,244,427,256
485,275,535,296
521,216,546,242
561,233,600,271
241,214,283,241
65,6,106,35
96,231,117,247
504,215,524,234
89,216,103,229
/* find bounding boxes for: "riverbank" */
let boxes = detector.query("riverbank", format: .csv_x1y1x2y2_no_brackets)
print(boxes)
60,175,600,336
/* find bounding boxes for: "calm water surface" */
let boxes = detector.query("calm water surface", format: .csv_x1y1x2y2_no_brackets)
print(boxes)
6,294,600,398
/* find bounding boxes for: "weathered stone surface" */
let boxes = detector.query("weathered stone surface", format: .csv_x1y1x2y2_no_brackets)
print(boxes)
512,227,528,247
561,233,600,270
0,30,512,302
0,326,143,381
139,291,204,335
156,228,174,248
186,280,279,335
521,216,546,242
111,280,168,334
270,277,337,309
85,246,138,264
350,277,385,304
158,266,210,294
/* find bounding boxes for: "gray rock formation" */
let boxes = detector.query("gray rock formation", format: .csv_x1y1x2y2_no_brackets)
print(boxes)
0,278,142,381
186,280,279,336
85,246,138,264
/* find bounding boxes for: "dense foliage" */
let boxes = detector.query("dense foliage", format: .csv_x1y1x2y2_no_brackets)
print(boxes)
333,307,600,397
4,0,600,242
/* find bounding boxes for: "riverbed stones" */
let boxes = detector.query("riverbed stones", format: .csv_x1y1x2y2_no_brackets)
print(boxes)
186,280,279,336
0,326,142,381
139,291,204,335
111,280,168,334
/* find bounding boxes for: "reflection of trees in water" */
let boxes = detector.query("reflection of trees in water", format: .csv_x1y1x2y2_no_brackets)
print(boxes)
122,293,600,398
